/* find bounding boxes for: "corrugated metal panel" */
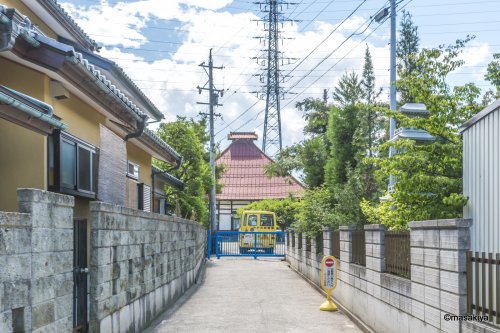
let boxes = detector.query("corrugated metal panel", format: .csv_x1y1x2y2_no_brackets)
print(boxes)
463,107,500,253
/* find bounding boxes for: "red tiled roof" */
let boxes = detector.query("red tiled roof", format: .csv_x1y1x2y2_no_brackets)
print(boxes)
216,139,304,200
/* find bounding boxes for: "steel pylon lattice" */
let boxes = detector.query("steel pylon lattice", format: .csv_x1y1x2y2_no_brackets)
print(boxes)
254,0,296,158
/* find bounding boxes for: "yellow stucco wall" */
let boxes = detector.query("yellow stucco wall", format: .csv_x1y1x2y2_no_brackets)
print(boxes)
0,58,104,213
0,118,46,212
127,141,152,187
2,0,57,40
51,92,104,148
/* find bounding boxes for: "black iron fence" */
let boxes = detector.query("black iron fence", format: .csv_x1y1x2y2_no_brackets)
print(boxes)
467,251,500,325
306,236,311,252
352,230,366,266
298,232,302,249
385,231,411,279
331,230,340,259
316,234,323,254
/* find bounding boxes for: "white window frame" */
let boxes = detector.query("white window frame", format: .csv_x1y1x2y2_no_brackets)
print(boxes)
127,160,140,180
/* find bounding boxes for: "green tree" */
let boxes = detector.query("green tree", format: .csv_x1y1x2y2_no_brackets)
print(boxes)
362,38,481,228
332,72,364,107
397,10,420,103
265,138,328,188
237,197,302,231
324,103,359,191
293,186,336,236
484,53,500,100
266,97,330,188
296,98,330,135
359,45,384,158
155,117,214,226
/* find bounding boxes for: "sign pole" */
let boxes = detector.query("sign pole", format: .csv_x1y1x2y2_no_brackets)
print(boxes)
320,255,339,311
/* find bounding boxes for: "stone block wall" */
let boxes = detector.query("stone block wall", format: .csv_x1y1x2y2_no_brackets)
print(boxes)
89,202,206,333
286,219,479,333
0,189,74,333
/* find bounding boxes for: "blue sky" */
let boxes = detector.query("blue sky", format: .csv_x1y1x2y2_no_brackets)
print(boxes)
60,0,499,150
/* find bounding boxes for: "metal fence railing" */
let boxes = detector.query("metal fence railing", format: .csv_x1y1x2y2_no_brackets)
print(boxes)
306,236,311,252
352,230,366,266
467,251,500,325
385,231,411,279
298,233,303,249
215,231,286,258
331,230,340,259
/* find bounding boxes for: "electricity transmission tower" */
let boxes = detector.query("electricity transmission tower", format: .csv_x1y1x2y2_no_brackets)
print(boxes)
253,0,295,157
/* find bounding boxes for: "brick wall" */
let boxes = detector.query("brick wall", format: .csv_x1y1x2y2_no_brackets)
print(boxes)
88,202,206,333
98,124,126,206
0,189,74,333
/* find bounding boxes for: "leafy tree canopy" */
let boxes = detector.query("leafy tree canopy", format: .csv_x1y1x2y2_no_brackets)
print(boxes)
155,117,221,226
484,53,500,101
362,37,482,228
332,72,364,107
237,197,302,231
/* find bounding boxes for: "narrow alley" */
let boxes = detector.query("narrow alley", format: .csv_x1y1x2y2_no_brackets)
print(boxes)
147,258,362,333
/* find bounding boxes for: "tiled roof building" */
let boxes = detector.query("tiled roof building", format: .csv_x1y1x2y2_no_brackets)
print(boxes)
215,132,304,230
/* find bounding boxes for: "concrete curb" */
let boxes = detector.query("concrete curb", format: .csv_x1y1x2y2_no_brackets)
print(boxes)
286,263,375,333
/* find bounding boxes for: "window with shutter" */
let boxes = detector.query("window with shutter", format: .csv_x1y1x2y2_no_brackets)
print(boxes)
138,183,151,212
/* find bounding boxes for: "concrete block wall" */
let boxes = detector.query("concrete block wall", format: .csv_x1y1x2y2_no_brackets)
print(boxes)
286,231,322,285
286,219,478,333
0,189,74,333
89,202,206,333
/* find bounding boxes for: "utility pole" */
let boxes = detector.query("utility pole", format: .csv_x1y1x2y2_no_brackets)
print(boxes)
388,0,397,190
197,49,223,233
374,0,397,192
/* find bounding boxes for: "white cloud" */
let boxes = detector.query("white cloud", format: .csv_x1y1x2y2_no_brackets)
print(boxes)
61,1,394,150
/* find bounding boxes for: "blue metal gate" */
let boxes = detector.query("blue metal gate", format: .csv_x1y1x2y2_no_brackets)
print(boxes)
215,231,286,259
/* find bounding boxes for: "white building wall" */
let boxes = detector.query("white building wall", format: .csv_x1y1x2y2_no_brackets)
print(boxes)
216,200,252,231
463,107,500,253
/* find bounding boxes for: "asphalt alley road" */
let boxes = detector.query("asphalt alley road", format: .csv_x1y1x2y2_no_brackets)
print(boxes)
146,258,362,333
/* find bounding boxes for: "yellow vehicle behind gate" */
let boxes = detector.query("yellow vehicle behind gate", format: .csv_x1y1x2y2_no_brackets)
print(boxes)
238,210,278,254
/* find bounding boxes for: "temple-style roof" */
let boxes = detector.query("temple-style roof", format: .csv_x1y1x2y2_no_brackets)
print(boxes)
216,133,304,201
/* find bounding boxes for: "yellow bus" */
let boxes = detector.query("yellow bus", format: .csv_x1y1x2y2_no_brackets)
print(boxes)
238,210,278,254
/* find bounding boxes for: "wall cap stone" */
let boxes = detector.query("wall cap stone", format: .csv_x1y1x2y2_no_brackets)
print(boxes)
364,224,386,231
409,219,472,230
322,226,333,232
89,201,205,229
17,188,75,207
339,225,356,231
0,211,31,227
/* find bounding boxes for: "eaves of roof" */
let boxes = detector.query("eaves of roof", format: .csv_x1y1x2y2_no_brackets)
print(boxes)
459,98,500,133
0,84,68,133
152,166,185,191
0,6,182,165
71,47,164,121
25,0,99,52
142,128,182,166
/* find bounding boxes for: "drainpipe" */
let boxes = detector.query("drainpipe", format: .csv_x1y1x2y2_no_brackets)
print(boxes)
124,114,147,141
0,90,67,130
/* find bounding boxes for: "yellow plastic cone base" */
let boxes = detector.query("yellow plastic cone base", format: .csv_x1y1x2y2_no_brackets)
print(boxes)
320,299,337,311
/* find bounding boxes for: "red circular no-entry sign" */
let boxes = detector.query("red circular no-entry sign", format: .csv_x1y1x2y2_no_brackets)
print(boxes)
325,258,334,267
